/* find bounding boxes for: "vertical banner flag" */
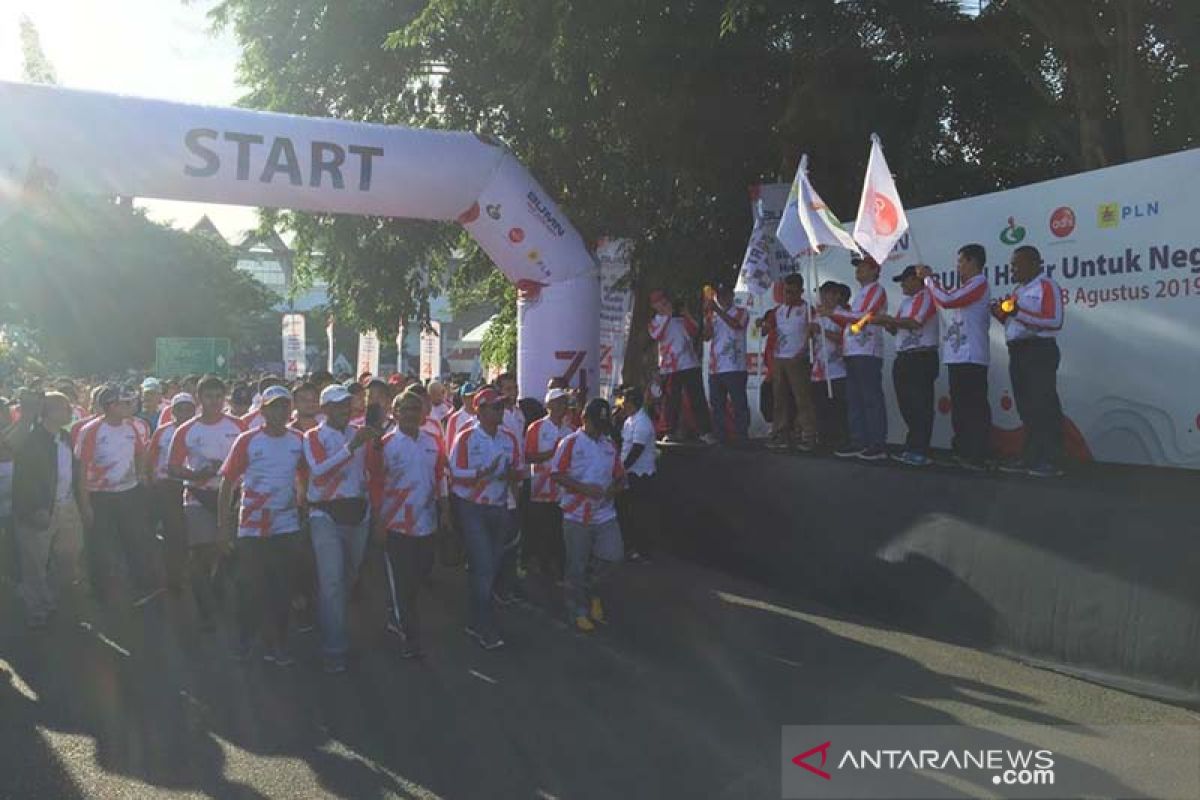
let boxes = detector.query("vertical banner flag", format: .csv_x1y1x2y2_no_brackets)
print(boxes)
357,330,380,377
779,154,862,254
596,237,634,399
282,313,306,380
737,184,798,294
419,322,441,383
395,320,405,374
852,134,910,264
326,317,335,373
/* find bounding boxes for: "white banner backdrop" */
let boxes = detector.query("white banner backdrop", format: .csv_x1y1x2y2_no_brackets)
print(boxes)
732,148,1200,468
281,313,306,380
419,322,441,383
0,81,597,398
356,331,380,377
736,184,801,295
596,237,634,399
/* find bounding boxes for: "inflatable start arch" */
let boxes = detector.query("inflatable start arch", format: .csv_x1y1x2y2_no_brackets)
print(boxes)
0,81,599,397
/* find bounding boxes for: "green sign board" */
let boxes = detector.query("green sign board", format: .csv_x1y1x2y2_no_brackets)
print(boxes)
155,338,231,378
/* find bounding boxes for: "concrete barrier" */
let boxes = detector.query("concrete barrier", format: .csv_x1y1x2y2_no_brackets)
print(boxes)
654,447,1200,701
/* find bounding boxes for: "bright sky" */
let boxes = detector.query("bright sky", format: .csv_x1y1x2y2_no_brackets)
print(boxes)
0,0,260,238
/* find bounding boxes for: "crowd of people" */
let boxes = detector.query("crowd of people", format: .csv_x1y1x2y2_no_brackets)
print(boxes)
650,243,1066,478
0,366,663,671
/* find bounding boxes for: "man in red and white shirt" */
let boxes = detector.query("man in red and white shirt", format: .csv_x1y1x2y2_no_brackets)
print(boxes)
703,281,750,442
168,375,246,626
551,398,625,633
445,387,477,445
825,255,889,460
760,274,818,450
303,383,379,673
522,387,571,578
217,386,307,664
428,381,453,424
878,265,940,466
448,387,522,650
919,243,993,469
75,385,157,604
147,392,195,591
991,245,1066,477
369,390,450,657
648,288,715,444
811,282,850,451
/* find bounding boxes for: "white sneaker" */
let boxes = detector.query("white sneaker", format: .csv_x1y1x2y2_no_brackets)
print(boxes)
700,433,719,445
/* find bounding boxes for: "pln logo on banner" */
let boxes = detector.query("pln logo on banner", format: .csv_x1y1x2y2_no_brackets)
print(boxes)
1097,200,1160,229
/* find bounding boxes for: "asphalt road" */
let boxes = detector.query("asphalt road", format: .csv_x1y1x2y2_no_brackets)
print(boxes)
1,548,1197,799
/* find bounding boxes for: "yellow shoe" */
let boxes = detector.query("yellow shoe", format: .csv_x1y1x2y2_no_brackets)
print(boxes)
589,597,606,625
574,615,596,633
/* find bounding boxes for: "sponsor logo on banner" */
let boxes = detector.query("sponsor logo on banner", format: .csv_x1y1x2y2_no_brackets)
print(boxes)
1097,200,1160,229
999,216,1026,245
508,227,525,243
525,191,566,237
486,203,502,220
1049,206,1076,238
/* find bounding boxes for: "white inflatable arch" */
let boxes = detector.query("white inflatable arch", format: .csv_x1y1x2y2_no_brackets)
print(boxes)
0,82,598,397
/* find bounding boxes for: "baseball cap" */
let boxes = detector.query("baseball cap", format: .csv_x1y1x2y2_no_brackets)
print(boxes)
459,381,477,396
892,265,920,283
141,377,162,392
171,392,196,407
473,387,503,407
260,385,292,407
544,387,570,404
320,384,352,405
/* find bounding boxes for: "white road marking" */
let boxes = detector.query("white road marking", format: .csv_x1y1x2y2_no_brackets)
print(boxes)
468,669,498,685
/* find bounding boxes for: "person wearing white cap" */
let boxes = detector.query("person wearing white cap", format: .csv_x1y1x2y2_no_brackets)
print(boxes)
217,385,307,665
522,386,572,579
303,382,380,673
138,378,164,431
147,393,196,592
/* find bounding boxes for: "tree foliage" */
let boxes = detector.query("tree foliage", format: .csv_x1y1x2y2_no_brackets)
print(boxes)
210,0,1197,381
0,198,277,374
19,15,58,85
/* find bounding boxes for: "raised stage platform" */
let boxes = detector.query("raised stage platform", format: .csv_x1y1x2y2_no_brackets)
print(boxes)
654,446,1200,702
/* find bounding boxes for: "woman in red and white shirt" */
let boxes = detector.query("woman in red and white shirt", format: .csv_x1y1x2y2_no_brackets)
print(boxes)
648,288,715,444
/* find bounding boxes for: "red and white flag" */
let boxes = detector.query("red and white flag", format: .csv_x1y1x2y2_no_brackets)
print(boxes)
852,134,909,264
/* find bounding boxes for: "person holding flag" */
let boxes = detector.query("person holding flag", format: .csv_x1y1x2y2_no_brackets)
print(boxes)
760,274,818,451
702,280,750,442
875,266,940,466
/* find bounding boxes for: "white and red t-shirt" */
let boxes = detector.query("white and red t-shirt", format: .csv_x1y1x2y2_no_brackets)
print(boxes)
502,405,526,461
169,415,247,506
302,422,369,507
448,424,521,507
369,428,447,537
649,314,700,375
894,288,940,353
220,427,306,538
445,408,476,446
429,400,453,424
525,415,571,502
420,418,446,453
75,417,148,493
1004,274,1064,343
810,317,847,382
770,301,811,359
830,281,888,358
147,422,179,482
70,414,101,451
925,272,991,365
551,430,624,526
708,304,749,374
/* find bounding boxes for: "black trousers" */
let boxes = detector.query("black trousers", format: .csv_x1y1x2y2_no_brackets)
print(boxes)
523,500,563,576
665,367,712,437
152,481,187,590
947,363,991,463
88,487,158,598
617,472,658,555
384,533,436,643
1008,338,1064,467
811,378,848,450
893,349,939,454
235,532,301,650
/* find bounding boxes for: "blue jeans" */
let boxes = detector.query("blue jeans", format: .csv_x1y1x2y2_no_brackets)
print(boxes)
844,356,886,449
708,371,750,440
309,513,369,657
454,496,509,637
